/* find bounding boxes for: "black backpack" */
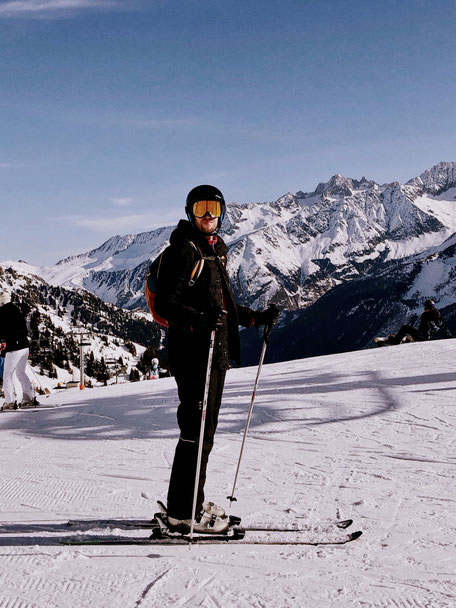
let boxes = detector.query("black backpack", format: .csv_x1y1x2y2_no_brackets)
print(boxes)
145,240,215,327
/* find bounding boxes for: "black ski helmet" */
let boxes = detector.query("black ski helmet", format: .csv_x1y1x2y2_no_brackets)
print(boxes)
185,185,226,233
424,299,436,311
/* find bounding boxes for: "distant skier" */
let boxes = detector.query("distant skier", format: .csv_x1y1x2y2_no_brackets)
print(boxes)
375,299,452,346
0,292,36,410
151,357,159,379
0,341,5,387
153,185,279,534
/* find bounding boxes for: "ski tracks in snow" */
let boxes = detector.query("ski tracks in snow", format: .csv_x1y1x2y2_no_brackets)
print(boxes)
134,566,175,608
0,340,456,606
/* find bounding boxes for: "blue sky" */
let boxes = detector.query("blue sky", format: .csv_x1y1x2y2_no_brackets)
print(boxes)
1,0,455,265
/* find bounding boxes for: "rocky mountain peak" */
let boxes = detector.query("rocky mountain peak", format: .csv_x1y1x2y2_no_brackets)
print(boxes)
56,234,135,266
314,173,355,198
407,161,456,195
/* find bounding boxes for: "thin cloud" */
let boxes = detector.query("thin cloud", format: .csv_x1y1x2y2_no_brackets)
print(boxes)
0,0,136,18
110,197,134,208
60,212,177,234
117,118,198,130
32,106,200,131
0,161,28,168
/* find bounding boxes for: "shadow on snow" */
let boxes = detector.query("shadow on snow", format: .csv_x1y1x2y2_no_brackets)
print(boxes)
0,369,450,441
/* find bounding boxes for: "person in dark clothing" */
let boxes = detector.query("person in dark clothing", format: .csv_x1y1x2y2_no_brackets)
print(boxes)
0,341,5,386
0,292,35,410
154,185,279,534
386,299,452,345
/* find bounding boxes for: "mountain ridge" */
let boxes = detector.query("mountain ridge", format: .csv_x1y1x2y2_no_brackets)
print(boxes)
28,160,454,312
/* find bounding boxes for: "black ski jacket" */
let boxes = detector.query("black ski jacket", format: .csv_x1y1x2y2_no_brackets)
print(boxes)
154,220,255,373
0,302,30,353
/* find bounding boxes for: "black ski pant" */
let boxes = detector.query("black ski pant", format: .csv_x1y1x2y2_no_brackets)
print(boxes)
167,367,226,520
390,325,422,345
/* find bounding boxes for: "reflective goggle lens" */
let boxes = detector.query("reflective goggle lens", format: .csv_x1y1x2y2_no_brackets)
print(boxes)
192,200,222,218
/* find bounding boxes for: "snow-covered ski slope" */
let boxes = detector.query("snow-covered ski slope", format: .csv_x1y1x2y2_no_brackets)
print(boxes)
1,339,455,607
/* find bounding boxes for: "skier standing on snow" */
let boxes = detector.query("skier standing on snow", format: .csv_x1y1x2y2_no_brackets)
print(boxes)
0,292,36,410
382,299,452,345
154,185,279,534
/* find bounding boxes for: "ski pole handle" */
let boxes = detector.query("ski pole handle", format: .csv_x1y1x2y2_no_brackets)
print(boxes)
265,301,281,338
263,322,273,346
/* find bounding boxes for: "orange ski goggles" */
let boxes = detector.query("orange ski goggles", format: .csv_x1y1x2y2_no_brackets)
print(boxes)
192,200,223,218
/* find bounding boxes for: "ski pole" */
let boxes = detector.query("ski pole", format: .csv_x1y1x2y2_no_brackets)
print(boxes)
189,329,217,543
227,322,273,504
27,360,44,393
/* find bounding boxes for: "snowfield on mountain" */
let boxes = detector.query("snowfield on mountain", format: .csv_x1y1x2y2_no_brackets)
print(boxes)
1,338,455,607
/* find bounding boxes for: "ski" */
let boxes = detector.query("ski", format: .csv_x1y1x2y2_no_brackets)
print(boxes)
62,509,361,546
66,518,157,530
61,530,362,546
0,404,59,413
154,500,352,534
244,518,353,532
67,514,242,530
2,514,354,536
62,516,246,545
65,517,352,534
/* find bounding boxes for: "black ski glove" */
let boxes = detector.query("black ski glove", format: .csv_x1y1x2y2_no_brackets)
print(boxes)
207,306,227,330
194,306,227,331
254,304,280,327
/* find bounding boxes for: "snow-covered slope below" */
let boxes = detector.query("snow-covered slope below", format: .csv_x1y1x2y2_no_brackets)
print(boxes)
0,340,455,607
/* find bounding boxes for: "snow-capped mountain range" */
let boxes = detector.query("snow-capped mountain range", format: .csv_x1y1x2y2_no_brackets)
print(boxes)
248,229,456,366
8,161,453,316
2,161,455,367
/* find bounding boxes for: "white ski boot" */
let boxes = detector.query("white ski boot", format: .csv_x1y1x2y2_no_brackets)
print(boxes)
203,501,226,518
167,511,229,535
